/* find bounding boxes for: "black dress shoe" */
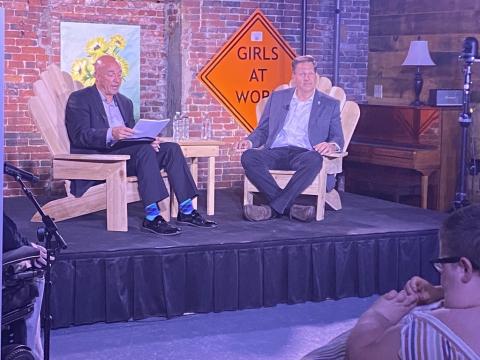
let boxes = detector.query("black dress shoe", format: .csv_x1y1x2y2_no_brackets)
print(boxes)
289,204,315,222
177,210,218,228
142,215,181,235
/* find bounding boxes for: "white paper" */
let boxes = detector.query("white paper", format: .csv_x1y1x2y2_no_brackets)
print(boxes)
131,118,170,139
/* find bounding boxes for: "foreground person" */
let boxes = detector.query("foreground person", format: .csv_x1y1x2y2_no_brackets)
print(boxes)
346,204,480,359
3,213,47,360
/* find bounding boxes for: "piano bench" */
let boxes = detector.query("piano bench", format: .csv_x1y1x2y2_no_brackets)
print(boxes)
345,142,441,209
346,176,423,205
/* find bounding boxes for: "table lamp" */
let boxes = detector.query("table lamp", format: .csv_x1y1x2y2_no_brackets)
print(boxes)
402,40,436,106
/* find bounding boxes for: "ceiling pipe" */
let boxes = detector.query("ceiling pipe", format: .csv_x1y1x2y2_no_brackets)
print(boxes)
301,0,307,55
333,0,341,85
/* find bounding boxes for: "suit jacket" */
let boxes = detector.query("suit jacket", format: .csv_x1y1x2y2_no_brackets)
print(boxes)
65,85,135,196
247,88,344,150
65,85,134,154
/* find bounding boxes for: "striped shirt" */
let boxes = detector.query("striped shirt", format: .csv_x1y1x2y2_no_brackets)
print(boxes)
400,311,480,360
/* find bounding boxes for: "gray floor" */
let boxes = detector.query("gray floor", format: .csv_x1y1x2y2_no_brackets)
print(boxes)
50,296,377,360
6,190,444,255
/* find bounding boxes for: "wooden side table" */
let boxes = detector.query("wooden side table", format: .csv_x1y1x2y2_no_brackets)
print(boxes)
160,138,222,216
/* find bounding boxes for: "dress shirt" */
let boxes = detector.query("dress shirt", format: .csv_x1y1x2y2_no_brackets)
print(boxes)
271,90,314,150
98,90,125,145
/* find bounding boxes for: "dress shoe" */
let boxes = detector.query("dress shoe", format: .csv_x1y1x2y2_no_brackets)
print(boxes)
243,204,278,221
177,210,218,228
142,215,181,235
289,204,315,222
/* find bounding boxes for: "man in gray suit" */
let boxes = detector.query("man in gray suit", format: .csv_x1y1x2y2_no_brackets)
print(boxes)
236,55,344,222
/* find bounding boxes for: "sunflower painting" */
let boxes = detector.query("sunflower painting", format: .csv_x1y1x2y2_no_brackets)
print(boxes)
60,22,140,119
69,35,129,85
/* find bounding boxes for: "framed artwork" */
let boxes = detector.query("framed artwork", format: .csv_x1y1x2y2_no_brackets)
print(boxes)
60,22,141,120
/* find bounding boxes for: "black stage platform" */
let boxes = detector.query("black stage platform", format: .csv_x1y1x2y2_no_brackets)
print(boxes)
5,190,445,329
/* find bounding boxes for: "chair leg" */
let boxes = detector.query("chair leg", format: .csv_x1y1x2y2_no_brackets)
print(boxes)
159,197,171,221
243,177,254,205
316,169,328,221
325,189,342,210
106,164,128,232
32,180,142,225
158,176,171,222
170,185,178,219
190,157,199,210
207,156,215,215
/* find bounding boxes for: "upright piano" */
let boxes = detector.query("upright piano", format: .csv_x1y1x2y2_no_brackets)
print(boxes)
344,104,461,210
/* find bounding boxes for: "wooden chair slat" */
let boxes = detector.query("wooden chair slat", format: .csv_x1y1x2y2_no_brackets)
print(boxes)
340,101,360,152
329,86,347,110
29,96,69,155
316,76,332,94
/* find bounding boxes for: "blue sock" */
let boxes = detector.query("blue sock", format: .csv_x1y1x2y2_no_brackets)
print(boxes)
145,203,160,221
180,198,194,215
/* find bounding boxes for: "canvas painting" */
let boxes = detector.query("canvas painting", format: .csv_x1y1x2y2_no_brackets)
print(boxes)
61,22,141,120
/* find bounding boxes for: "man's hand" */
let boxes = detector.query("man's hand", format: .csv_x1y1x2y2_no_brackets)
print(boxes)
369,289,418,325
112,126,135,140
30,242,50,268
314,142,336,155
404,276,444,305
151,136,162,152
235,139,253,152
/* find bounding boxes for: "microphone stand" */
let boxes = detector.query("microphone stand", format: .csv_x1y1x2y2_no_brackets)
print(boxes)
13,175,67,360
453,60,475,209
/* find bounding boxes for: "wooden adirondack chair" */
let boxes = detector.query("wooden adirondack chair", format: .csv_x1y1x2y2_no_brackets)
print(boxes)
28,64,170,231
243,75,361,221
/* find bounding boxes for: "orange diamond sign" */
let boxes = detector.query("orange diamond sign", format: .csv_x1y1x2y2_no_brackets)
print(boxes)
198,9,296,132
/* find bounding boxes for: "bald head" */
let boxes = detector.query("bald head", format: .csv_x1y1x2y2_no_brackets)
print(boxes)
94,55,122,101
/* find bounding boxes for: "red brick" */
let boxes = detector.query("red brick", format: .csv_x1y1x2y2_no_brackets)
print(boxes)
3,0,368,198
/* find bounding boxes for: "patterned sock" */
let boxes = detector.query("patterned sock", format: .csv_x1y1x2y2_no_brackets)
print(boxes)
179,198,194,215
145,203,160,221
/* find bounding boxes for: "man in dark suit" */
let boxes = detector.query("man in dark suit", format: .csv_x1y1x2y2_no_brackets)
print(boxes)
65,55,216,235
236,55,344,222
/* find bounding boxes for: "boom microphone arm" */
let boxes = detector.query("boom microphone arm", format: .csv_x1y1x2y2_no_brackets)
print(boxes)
7,165,67,360
4,162,40,183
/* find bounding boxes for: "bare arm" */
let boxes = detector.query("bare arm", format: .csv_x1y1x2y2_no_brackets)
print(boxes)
347,290,417,360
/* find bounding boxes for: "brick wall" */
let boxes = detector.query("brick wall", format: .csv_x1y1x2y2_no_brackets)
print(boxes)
2,0,168,196
183,0,369,188
2,0,369,197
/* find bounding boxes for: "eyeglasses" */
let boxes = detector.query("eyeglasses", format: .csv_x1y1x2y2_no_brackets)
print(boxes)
430,256,480,272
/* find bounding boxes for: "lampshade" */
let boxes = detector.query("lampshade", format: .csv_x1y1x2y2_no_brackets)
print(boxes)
402,40,436,66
